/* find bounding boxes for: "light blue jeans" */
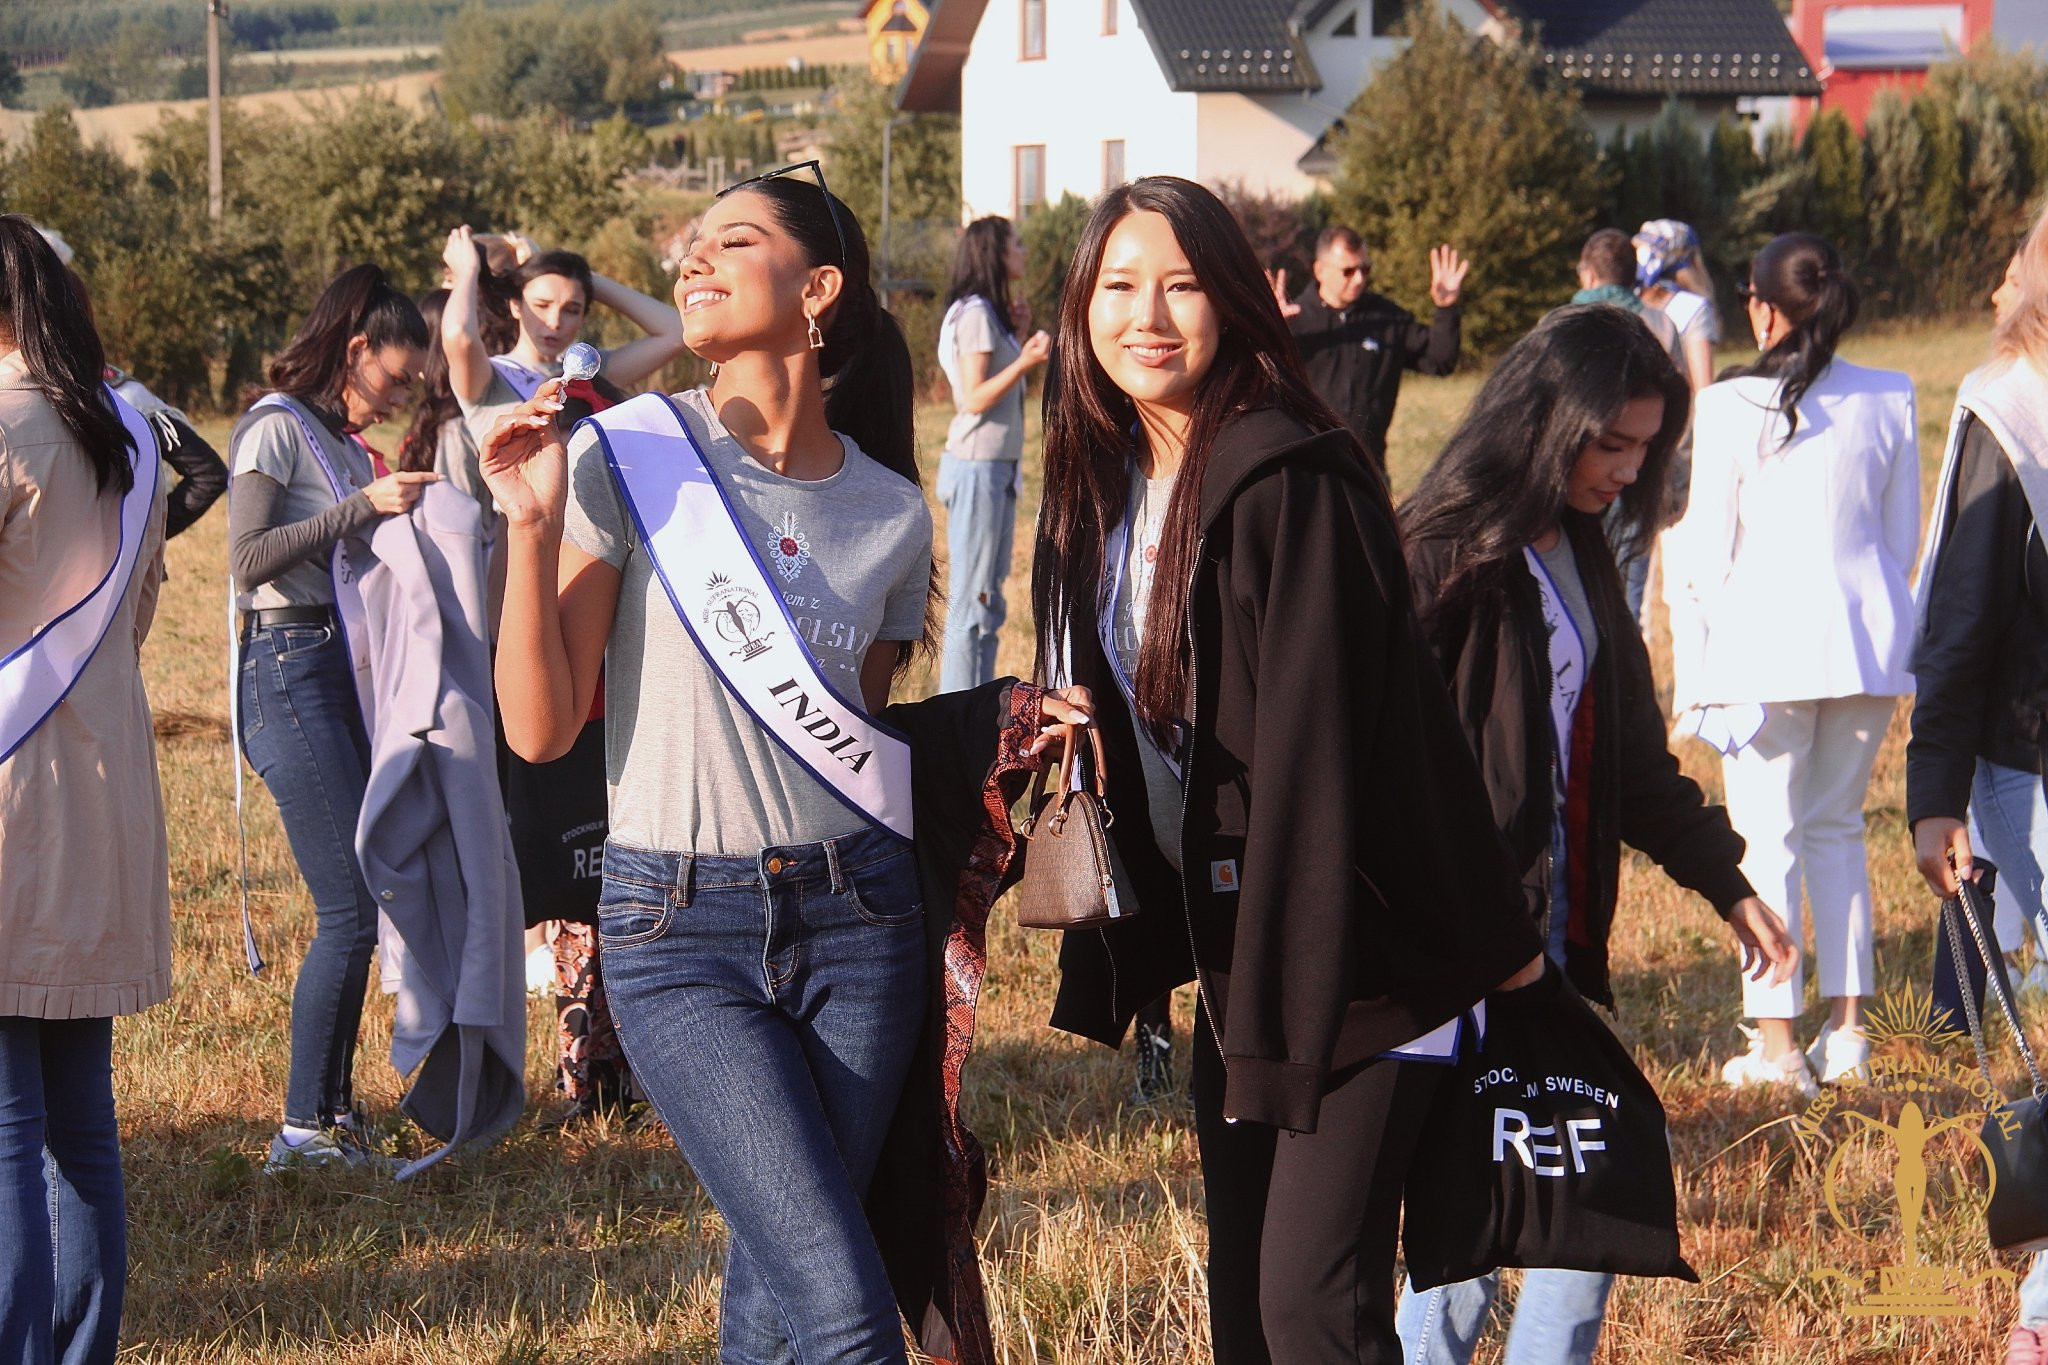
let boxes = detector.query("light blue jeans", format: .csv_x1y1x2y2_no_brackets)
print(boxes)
1970,760,2048,1328
1394,820,1614,1365
936,455,1017,693
1395,1270,1614,1365
1969,759,2048,959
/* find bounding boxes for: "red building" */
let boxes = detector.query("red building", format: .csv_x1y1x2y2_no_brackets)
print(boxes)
1789,0,2046,132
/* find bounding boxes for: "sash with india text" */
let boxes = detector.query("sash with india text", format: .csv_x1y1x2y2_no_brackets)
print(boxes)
582,392,914,841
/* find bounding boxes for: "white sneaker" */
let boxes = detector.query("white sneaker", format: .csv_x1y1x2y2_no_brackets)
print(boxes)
526,943,555,996
1805,1022,1870,1084
1720,1025,1819,1098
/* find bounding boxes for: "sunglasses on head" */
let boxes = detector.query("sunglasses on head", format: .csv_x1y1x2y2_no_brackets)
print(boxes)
717,159,848,271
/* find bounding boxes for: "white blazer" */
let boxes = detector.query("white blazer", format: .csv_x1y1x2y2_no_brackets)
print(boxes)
1670,359,1919,708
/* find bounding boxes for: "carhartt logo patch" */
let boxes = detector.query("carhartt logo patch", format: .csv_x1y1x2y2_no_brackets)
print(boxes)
1210,859,1239,894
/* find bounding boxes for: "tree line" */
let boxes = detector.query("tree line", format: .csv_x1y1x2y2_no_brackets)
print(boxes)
0,99,668,411
1327,5,2048,353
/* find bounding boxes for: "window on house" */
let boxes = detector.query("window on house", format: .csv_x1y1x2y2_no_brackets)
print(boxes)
1103,139,1125,190
1015,144,1046,217
1103,0,1118,36
1022,0,1046,59
1370,0,1413,36
1332,10,1358,37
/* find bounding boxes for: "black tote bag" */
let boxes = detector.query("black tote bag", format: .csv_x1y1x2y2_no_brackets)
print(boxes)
1402,963,1699,1290
501,714,608,928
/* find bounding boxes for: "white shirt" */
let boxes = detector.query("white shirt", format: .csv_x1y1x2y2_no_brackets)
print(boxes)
1672,359,1920,707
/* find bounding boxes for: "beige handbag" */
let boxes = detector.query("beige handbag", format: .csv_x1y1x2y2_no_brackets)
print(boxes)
1014,723,1140,930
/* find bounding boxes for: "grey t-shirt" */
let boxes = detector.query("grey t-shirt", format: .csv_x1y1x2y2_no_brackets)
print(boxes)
457,357,546,460
563,388,933,855
229,399,376,609
942,298,1025,463
1109,462,1186,871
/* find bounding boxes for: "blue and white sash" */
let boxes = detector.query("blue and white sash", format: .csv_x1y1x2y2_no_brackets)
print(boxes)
583,392,914,841
490,355,550,402
0,387,158,764
247,395,375,721
1523,545,1589,789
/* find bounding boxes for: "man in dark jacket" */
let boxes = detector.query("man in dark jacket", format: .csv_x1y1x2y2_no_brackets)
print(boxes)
1275,227,1467,471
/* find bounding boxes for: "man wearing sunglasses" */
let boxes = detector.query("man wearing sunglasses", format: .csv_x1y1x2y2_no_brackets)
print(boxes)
1269,226,1468,473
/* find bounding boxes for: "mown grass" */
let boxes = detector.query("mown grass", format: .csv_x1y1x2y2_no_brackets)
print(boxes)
136,316,2024,1362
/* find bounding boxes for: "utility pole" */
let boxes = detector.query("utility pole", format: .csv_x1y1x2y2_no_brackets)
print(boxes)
878,114,913,298
207,0,226,220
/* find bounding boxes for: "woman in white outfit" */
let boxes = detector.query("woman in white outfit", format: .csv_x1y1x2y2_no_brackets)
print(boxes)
1676,232,1919,1093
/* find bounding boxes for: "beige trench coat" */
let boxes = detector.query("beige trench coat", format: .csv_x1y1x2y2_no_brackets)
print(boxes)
0,351,170,1018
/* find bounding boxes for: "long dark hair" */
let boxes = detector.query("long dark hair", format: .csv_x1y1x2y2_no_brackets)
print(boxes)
1401,305,1689,624
399,289,460,473
269,263,428,406
1029,176,1369,743
742,174,927,664
0,215,133,493
744,176,918,485
1735,232,1859,444
945,216,1015,338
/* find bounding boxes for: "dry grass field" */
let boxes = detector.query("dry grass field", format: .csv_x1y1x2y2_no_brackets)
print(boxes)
131,316,2025,1363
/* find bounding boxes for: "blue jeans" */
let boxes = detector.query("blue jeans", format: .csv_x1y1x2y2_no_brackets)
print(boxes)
238,621,380,1130
596,828,927,1363
1971,761,2048,1327
1969,759,2048,958
1395,1269,1613,1365
936,455,1017,693
0,1017,124,1365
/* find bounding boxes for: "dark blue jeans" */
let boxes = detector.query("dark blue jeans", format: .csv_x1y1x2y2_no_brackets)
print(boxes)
238,621,379,1130
597,829,927,1364
0,1016,124,1365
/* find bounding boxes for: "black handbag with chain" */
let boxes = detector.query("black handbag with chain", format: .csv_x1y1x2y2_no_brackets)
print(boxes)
1941,874,2048,1252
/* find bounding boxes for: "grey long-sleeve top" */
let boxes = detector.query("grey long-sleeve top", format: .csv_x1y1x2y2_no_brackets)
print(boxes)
226,398,379,607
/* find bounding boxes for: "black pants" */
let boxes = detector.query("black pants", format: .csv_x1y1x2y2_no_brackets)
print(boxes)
1191,1004,1441,1364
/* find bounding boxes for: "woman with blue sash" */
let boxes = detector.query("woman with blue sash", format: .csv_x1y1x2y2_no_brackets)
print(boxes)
480,167,1088,1363
0,215,168,1363
225,266,434,1173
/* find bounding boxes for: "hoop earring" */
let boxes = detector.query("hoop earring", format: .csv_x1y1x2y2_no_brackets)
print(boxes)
806,312,824,352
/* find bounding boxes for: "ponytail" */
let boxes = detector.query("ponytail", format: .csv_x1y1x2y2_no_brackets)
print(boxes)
269,263,428,405
0,215,132,494
1738,232,1859,444
820,278,917,489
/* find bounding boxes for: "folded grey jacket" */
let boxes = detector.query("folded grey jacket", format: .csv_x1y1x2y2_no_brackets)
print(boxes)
351,482,525,1179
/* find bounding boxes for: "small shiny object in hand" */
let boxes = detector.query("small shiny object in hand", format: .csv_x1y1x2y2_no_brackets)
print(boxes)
560,342,601,384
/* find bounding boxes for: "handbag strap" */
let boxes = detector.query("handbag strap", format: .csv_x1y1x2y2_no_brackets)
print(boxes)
1948,875,2047,1097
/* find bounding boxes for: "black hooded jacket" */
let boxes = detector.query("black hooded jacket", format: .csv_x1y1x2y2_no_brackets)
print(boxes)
1405,513,1755,1006
1047,407,1542,1134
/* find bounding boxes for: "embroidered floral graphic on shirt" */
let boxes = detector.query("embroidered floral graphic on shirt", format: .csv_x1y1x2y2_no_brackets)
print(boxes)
767,511,811,582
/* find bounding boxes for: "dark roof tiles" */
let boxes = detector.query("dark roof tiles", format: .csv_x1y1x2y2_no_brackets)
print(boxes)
1129,0,1322,92
1504,0,1820,95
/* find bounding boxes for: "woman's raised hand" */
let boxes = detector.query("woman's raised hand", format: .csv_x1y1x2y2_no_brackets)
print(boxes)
442,225,479,282
479,379,571,530
1020,330,1052,368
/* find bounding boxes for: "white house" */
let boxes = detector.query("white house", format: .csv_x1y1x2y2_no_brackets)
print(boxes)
894,0,1820,219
